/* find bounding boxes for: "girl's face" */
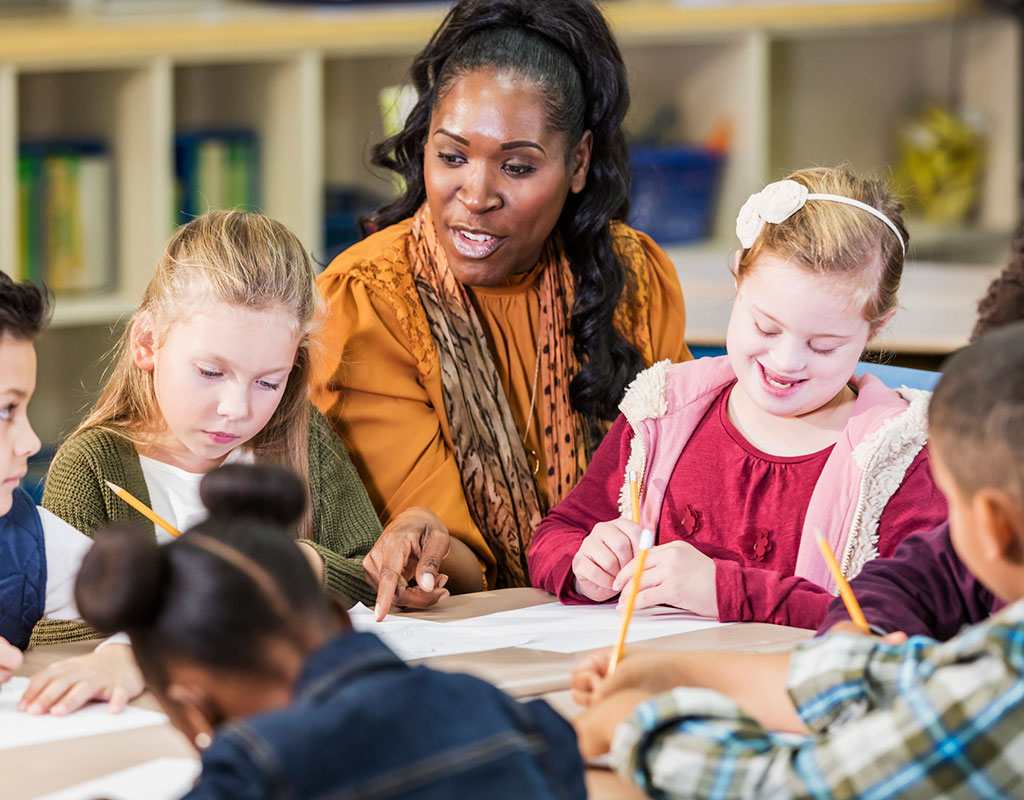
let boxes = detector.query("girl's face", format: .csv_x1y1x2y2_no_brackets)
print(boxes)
134,303,300,473
727,252,873,419
423,68,591,286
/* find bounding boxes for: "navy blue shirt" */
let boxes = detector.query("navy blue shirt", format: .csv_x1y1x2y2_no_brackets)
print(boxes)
184,631,586,800
0,487,46,650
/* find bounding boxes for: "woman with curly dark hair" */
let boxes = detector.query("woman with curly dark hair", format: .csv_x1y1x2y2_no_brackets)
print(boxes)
313,0,690,611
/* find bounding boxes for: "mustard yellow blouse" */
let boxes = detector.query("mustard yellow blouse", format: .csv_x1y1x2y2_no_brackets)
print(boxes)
312,218,691,583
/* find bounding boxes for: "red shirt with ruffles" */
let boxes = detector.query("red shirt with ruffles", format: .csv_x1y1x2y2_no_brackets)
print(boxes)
528,383,947,629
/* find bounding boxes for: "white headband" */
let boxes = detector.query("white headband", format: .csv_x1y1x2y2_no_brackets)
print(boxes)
735,179,905,256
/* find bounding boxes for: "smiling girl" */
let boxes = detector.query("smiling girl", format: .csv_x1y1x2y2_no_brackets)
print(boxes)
36,211,384,653
529,167,949,629
313,0,691,614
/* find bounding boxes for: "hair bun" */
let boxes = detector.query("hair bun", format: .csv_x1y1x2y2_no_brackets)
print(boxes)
199,464,306,529
74,524,167,633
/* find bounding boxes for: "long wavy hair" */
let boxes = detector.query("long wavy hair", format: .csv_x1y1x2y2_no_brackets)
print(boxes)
67,211,322,536
366,0,644,428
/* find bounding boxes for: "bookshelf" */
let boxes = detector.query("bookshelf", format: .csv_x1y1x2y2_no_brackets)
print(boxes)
0,0,1018,439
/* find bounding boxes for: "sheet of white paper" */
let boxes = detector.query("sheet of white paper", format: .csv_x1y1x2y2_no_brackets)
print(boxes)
455,602,729,653
0,676,167,750
348,604,534,659
34,757,201,800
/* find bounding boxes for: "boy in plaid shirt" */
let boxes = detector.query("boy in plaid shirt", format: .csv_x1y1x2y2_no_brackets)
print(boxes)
571,322,1024,799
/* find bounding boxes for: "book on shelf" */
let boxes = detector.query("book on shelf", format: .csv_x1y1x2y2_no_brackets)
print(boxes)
17,141,114,294
175,130,260,225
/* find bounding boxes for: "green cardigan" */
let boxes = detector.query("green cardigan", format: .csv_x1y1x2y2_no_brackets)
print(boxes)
33,406,382,645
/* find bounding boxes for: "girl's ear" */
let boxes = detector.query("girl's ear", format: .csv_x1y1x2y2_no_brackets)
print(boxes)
130,314,157,372
568,130,593,195
165,681,218,751
870,308,898,338
973,488,1024,565
729,251,741,287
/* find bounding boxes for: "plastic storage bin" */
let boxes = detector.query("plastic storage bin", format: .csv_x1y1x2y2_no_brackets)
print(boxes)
628,145,723,244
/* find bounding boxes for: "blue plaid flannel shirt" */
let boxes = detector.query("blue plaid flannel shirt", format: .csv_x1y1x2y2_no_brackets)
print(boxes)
611,598,1024,799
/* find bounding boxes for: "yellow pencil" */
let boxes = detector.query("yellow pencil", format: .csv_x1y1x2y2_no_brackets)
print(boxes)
608,527,654,676
104,480,181,538
814,526,869,634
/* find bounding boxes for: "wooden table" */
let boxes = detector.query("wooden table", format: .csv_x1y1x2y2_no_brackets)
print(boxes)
5,589,812,800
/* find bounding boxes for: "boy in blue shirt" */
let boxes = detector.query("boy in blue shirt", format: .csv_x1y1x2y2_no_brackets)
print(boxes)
572,322,1024,799
0,271,140,715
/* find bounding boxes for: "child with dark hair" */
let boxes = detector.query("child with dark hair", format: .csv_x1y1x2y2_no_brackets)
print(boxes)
0,271,141,713
74,463,586,800
570,322,1024,799
816,241,1024,639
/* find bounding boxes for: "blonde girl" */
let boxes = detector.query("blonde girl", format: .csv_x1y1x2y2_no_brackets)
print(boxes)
31,212,387,679
529,166,948,629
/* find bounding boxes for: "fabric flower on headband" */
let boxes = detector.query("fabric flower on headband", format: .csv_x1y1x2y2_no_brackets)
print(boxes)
735,178,906,255
735,180,808,248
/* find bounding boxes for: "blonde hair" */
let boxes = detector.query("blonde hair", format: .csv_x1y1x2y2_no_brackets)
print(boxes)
73,210,322,537
737,166,908,327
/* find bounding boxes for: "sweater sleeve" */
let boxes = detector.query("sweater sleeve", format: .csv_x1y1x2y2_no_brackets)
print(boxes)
527,416,633,602
818,523,999,639
306,406,381,607
40,437,113,539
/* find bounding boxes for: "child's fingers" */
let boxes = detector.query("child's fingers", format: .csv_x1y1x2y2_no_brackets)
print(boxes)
107,684,129,715
569,651,612,706
611,554,657,593
21,669,76,714
48,678,105,716
572,555,617,592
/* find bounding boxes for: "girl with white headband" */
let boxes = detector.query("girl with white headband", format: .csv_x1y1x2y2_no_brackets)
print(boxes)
529,166,947,629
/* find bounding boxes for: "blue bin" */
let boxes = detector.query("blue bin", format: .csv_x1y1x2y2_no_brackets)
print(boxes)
628,146,723,244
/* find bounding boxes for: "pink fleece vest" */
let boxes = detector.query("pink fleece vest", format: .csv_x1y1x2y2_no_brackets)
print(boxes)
619,356,925,593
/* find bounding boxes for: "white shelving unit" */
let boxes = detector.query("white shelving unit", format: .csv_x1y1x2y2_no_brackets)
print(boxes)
0,0,1017,438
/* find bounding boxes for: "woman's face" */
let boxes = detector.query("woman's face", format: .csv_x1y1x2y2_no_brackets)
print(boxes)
423,68,592,286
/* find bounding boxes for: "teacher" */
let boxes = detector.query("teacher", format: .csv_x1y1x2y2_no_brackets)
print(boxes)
313,0,691,612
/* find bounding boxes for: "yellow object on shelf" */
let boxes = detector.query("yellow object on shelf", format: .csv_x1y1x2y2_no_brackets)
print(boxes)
897,105,986,224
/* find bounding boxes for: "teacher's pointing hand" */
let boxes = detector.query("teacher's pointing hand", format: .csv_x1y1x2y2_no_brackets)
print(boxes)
364,507,452,620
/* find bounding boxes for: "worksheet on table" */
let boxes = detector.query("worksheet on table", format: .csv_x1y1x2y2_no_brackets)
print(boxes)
0,677,167,750
454,602,729,653
353,602,728,657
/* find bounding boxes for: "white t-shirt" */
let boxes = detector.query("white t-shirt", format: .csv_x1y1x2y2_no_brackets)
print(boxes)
139,449,252,544
38,506,92,620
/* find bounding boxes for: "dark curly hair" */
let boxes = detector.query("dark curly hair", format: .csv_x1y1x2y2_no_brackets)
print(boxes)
972,237,1024,342
0,271,50,341
366,0,645,427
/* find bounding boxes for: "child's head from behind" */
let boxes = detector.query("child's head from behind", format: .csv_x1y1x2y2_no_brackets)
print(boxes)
727,167,907,419
0,273,48,515
930,322,1024,603
74,464,340,746
85,211,319,477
